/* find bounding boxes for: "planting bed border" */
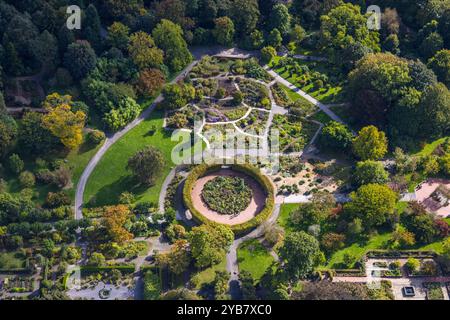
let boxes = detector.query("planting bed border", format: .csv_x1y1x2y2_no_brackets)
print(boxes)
183,164,275,235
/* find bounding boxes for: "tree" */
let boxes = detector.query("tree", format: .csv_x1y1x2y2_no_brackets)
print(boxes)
32,31,59,71
260,46,277,64
83,4,102,51
41,94,86,149
230,0,260,36
403,203,438,244
267,29,282,49
214,270,230,300
278,231,324,280
0,113,18,157
127,146,165,186
19,112,57,154
102,205,133,244
156,239,190,275
345,184,398,230
152,19,192,72
353,160,389,187
135,69,165,98
405,257,420,273
428,49,450,87
352,126,388,161
290,24,307,47
213,17,235,46
420,32,444,59
162,83,195,110
19,171,35,188
128,32,164,70
269,3,291,36
318,121,353,151
187,224,234,268
418,82,450,138
107,22,130,50
102,96,141,131
88,252,106,266
348,53,411,127
8,154,24,174
321,232,346,253
64,40,97,80
239,270,257,299
319,3,380,63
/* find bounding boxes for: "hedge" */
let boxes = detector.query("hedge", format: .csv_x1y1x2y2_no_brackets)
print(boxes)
183,164,275,235
79,265,136,276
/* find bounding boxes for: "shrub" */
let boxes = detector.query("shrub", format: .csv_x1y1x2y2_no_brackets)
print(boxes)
19,171,35,188
45,192,71,208
87,130,105,145
8,154,24,174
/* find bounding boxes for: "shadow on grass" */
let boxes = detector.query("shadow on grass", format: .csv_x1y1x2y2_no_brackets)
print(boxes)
84,175,151,208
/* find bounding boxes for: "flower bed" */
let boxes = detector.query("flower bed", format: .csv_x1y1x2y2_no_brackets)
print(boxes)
183,164,275,235
201,176,252,215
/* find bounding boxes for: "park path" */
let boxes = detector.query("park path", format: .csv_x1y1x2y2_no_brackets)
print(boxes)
226,204,281,299
265,68,345,124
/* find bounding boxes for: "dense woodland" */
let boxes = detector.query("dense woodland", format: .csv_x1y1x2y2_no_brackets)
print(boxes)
0,0,449,301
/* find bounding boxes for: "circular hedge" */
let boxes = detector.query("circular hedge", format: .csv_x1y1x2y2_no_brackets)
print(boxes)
183,164,275,235
202,176,252,215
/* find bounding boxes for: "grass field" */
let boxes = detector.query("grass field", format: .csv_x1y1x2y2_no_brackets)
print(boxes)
190,257,227,290
277,203,300,234
237,239,275,281
83,111,194,207
0,251,27,270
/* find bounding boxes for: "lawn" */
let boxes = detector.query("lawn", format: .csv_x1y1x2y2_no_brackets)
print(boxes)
326,232,392,268
0,251,27,270
278,203,300,235
65,137,105,200
237,239,275,281
83,111,194,207
190,257,227,290
310,110,333,125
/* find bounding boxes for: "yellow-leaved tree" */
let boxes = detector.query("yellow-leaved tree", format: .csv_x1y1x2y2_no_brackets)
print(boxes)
42,93,86,149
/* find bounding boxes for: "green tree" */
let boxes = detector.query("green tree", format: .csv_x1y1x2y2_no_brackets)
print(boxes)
8,154,24,174
353,160,389,187
352,126,388,160
318,121,353,151
269,3,291,36
18,112,57,154
103,97,141,131
213,17,235,46
127,146,165,186
0,113,18,157
64,40,97,80
230,0,260,36
107,22,130,50
152,19,192,72
290,24,307,47
345,184,398,230
418,82,450,138
128,32,164,70
278,231,324,280
319,3,380,63
187,224,234,268
267,29,282,49
420,32,444,59
428,49,450,87
260,46,277,64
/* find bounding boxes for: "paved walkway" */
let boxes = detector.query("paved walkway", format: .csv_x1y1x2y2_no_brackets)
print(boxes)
265,68,345,124
226,204,281,299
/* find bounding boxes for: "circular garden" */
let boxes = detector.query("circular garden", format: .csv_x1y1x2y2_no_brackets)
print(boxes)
183,164,275,234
